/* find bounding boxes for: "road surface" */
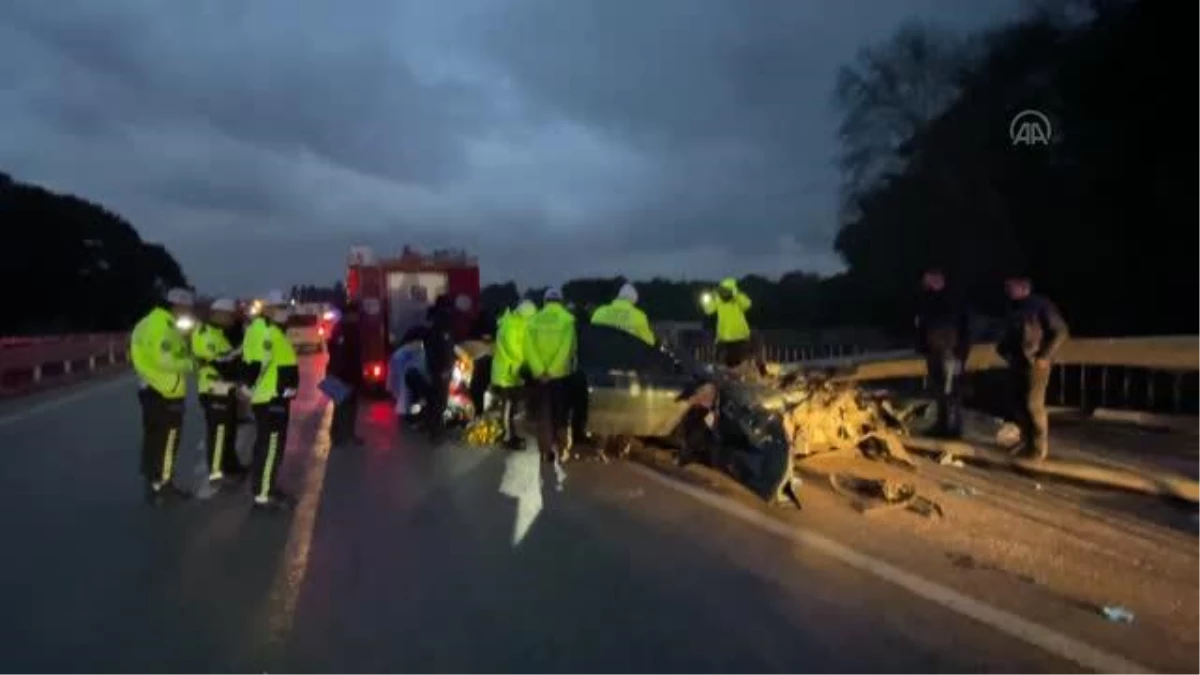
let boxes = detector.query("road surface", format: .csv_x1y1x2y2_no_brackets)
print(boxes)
0,356,1193,672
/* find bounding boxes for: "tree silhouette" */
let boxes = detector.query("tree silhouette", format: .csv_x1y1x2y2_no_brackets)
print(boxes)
1,172,188,334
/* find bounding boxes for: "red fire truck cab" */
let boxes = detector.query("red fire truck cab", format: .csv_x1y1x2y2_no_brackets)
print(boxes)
345,245,481,393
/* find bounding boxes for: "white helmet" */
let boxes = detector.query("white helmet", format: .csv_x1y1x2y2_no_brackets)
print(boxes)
263,289,288,306
210,297,236,313
617,282,638,304
165,287,195,307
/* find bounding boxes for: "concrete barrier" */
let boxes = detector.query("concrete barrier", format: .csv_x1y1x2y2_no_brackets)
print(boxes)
0,333,129,397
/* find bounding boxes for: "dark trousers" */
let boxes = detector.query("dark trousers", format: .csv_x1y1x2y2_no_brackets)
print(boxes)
424,371,450,440
251,398,291,501
1010,362,1051,457
330,392,359,445
924,355,964,437
717,339,753,368
565,370,589,444
532,377,570,461
470,356,492,414
493,384,525,442
138,388,184,487
199,391,243,477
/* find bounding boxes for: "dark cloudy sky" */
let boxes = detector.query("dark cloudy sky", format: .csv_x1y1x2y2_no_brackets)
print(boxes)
0,0,1020,295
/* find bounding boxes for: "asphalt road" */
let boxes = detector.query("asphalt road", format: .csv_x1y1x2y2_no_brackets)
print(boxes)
0,356,1184,673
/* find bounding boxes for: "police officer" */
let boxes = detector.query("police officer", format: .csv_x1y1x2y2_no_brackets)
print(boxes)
130,287,195,504
193,297,248,485
592,282,655,345
523,288,577,463
242,290,300,510
491,300,537,449
701,278,753,368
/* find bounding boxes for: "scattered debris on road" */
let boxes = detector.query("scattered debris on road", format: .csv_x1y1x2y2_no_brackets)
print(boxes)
1100,605,1136,624
937,451,965,468
941,483,980,498
829,473,943,519
464,416,505,446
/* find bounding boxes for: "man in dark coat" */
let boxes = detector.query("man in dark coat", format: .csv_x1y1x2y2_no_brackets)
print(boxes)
423,295,458,442
914,268,971,438
325,301,364,447
996,274,1070,461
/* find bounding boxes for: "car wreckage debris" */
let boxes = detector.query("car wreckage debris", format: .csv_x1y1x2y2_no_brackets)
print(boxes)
720,367,922,464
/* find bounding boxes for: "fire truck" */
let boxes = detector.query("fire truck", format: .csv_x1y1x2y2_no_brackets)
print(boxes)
345,245,481,393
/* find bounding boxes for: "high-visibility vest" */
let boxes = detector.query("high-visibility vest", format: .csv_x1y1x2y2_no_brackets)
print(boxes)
242,317,299,404
523,302,577,379
591,299,655,345
192,323,236,395
130,306,192,399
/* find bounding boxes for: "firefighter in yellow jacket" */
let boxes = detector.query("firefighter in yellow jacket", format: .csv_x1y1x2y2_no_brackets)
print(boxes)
591,282,655,345
523,287,577,463
192,297,248,486
241,290,300,510
130,287,196,504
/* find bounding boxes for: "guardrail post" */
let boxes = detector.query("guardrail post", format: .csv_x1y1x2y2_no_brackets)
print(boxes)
1079,364,1087,410
1172,372,1183,413
88,356,96,371
32,365,41,383
1099,366,1108,408
63,359,71,375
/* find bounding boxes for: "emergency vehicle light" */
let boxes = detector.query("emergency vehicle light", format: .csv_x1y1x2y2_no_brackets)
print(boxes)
366,362,385,381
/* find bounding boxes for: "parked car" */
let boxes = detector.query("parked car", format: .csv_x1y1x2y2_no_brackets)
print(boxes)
286,313,326,353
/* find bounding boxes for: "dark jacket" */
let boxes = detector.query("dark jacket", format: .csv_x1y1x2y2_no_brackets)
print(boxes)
424,303,457,379
326,318,363,386
468,310,498,341
915,289,971,362
997,294,1070,364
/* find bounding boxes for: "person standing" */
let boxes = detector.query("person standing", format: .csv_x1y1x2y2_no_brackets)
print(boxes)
523,288,577,463
325,300,364,447
591,282,656,345
491,300,537,449
192,297,248,486
242,290,300,510
422,295,457,443
914,269,971,438
996,274,1070,461
130,287,196,504
701,278,753,368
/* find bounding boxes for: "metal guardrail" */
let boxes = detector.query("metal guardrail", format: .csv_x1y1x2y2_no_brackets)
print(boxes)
0,333,129,395
688,335,1200,417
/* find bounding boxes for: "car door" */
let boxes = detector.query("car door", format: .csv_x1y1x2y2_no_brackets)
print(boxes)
576,324,701,438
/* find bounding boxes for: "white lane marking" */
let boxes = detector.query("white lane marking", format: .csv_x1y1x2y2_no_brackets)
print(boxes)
0,374,133,429
626,463,1152,675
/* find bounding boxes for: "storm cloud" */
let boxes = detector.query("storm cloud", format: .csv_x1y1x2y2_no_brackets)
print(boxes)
0,0,1019,294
